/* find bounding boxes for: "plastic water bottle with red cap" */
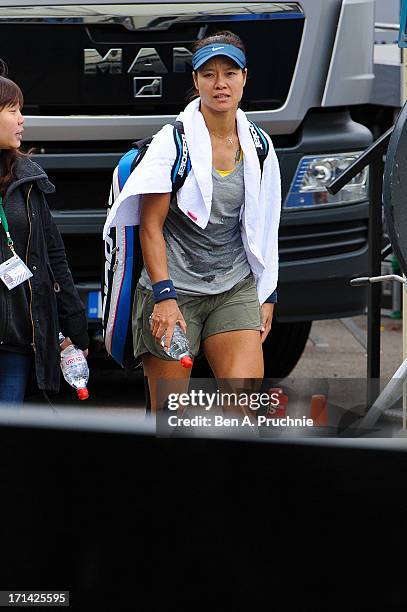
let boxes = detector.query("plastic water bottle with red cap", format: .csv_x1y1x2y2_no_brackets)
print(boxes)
149,315,193,368
59,333,89,400
267,387,288,418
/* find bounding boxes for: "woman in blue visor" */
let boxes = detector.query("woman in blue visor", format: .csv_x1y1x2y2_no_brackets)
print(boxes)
105,31,281,411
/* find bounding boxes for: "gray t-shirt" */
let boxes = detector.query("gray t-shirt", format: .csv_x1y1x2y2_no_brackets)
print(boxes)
139,160,251,295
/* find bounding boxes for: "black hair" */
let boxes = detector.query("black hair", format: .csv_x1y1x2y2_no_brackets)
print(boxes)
192,30,246,55
0,59,27,196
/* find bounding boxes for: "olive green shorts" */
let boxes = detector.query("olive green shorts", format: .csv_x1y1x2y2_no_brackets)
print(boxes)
132,275,262,361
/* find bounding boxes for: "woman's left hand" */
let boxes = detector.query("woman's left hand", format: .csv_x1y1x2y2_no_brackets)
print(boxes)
260,303,274,343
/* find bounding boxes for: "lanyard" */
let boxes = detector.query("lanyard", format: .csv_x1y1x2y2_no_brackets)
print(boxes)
0,196,15,254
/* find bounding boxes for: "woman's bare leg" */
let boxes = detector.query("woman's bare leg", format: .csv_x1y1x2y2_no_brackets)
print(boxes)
203,330,263,378
142,353,193,412
203,330,263,417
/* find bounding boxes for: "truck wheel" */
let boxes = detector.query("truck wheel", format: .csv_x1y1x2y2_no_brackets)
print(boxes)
191,352,214,378
263,320,312,379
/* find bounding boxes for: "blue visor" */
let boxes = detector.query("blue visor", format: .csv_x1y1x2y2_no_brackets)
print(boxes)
192,43,246,71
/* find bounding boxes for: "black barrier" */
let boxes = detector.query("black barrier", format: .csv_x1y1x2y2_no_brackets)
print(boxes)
0,414,406,609
328,129,393,408
383,103,407,278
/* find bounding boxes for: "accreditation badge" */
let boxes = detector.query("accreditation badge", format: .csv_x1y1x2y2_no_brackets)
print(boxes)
0,254,33,290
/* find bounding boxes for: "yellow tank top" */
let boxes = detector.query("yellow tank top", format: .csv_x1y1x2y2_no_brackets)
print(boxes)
215,149,243,176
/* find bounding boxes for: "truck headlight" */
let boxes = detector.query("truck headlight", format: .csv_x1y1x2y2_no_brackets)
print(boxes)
284,153,368,210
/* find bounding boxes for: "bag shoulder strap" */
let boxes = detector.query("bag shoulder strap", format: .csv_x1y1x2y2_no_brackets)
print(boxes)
247,120,270,175
117,124,191,196
117,140,151,191
171,121,191,196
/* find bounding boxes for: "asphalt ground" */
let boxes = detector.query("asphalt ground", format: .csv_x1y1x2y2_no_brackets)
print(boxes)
291,313,403,379
286,313,406,436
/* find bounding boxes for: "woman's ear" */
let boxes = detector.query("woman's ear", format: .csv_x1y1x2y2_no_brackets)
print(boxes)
192,70,199,92
242,68,248,87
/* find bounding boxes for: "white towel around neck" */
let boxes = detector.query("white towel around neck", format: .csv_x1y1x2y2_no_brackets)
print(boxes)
103,97,281,303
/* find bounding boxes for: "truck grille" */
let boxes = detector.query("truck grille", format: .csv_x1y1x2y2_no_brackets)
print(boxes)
0,3,304,115
279,219,368,262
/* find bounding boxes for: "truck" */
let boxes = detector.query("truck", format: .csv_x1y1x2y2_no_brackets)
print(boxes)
371,0,402,128
0,0,376,378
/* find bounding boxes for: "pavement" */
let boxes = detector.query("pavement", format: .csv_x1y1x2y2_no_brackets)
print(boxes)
291,314,403,379
287,313,406,435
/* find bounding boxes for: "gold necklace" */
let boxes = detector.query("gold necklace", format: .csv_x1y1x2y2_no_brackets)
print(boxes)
209,131,236,145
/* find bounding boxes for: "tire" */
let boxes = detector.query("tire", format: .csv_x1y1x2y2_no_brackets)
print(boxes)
192,320,312,380
191,352,214,378
263,320,312,379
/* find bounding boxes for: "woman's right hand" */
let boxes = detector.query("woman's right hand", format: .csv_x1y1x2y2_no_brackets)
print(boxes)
149,299,187,352
60,336,89,358
59,336,72,352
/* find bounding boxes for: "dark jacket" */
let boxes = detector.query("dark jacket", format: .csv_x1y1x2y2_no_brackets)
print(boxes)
0,156,88,392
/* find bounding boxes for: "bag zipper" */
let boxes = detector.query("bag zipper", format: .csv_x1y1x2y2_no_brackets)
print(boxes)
25,184,36,353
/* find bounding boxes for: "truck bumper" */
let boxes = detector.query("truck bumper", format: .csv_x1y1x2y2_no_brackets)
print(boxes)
276,251,368,322
276,201,369,322
68,203,369,326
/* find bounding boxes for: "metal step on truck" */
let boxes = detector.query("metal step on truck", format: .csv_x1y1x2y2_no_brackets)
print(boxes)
1,0,376,377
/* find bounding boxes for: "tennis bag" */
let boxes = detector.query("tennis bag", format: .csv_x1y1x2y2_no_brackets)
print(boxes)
102,120,269,368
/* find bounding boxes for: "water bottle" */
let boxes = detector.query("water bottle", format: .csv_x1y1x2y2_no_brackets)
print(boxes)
267,387,288,418
149,315,193,368
59,333,89,400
